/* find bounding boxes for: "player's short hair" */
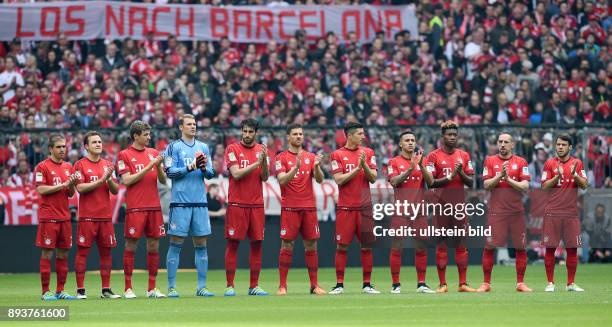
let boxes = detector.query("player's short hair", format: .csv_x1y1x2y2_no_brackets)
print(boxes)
130,120,151,139
286,123,303,135
498,132,514,142
344,122,363,136
555,133,573,146
240,118,259,132
178,114,196,126
441,120,459,134
83,131,102,146
399,129,416,141
48,134,65,148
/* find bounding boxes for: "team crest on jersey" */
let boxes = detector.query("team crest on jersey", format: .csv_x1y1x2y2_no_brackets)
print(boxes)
165,156,173,167
75,171,81,179
45,238,51,245
129,227,136,235
280,229,287,236
304,158,310,164
65,170,70,176
512,164,518,170
229,228,235,236
79,235,85,243
255,153,260,159
331,160,339,170
228,152,236,161
275,161,282,170
36,172,43,182
118,160,126,170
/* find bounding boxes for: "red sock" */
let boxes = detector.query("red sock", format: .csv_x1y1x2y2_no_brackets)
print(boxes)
544,248,556,283
99,247,112,289
456,247,468,285
482,248,495,284
249,241,262,289
123,250,135,291
335,249,347,283
147,252,159,291
55,257,68,293
278,248,293,288
415,249,427,284
436,246,448,285
305,250,319,288
361,249,373,284
390,249,402,285
40,257,51,294
566,248,578,285
75,246,90,289
515,249,527,283
225,240,239,287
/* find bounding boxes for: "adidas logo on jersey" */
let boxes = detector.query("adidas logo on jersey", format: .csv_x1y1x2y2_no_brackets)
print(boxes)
51,171,56,175
441,161,446,164
87,169,93,173
343,157,348,161
131,158,137,162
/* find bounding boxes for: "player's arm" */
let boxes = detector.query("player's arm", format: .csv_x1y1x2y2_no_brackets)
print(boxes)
36,176,77,196
277,166,299,186
504,176,529,192
229,161,262,180
77,167,114,194
389,165,412,187
362,162,377,183
201,145,216,180
571,162,588,189
541,163,561,190
164,145,196,180
483,159,503,190
457,162,474,187
333,166,361,186
313,154,324,183
121,156,164,186
259,146,269,182
106,166,119,195
156,159,167,184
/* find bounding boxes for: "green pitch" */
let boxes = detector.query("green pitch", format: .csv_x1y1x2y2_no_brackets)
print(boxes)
1,264,611,326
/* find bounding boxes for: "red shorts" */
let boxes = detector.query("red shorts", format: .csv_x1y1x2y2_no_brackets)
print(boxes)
391,216,429,240
542,215,582,248
124,210,165,239
225,205,265,241
335,208,375,246
280,209,320,240
486,214,527,248
36,220,72,249
77,220,117,248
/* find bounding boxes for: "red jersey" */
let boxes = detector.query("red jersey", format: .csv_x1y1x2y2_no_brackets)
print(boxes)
330,146,377,208
541,157,587,217
225,142,266,207
74,157,113,221
482,154,530,215
117,146,161,211
34,158,74,221
426,148,474,203
387,154,428,203
274,150,316,209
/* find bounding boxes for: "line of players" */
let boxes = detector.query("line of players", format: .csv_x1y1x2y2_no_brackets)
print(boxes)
34,117,588,300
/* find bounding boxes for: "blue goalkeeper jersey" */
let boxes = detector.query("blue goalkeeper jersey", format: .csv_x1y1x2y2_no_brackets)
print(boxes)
164,138,215,206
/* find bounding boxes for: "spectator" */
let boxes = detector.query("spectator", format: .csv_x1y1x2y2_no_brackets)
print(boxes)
206,183,226,219
6,159,32,187
0,57,24,103
583,204,612,263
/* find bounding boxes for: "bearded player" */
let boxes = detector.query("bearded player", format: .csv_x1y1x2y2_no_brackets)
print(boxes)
35,134,79,300
329,122,380,295
164,114,216,297
275,124,326,296
387,130,435,294
478,133,532,292
426,121,476,293
74,131,121,299
118,121,167,299
224,118,269,296
541,134,588,292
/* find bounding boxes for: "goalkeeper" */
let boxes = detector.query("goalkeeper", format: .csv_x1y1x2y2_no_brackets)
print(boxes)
163,114,216,297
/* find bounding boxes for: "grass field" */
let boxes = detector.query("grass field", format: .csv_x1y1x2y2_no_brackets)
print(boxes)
1,264,611,326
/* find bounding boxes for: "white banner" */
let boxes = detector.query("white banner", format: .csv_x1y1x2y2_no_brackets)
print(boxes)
0,2,417,43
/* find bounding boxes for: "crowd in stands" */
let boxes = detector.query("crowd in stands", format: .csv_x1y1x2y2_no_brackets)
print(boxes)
0,0,610,189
